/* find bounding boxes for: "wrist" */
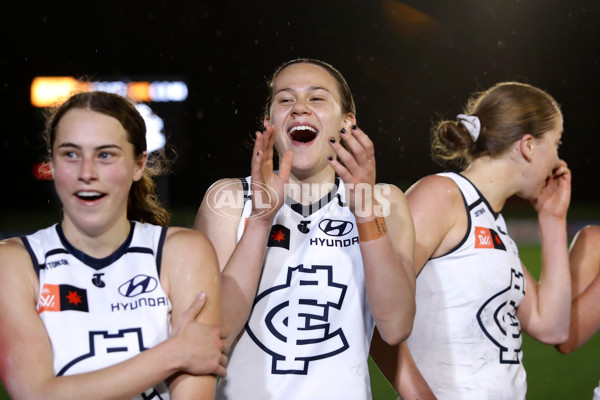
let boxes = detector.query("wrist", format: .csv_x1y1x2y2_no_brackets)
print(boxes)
357,216,388,242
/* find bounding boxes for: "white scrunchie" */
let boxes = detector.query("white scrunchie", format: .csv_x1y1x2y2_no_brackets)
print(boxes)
457,114,481,142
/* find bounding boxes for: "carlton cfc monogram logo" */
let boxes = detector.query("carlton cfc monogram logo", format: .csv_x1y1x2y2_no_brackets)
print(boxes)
476,268,525,364
246,264,349,374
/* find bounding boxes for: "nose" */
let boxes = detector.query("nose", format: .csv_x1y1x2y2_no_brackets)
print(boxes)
78,156,98,183
291,98,310,116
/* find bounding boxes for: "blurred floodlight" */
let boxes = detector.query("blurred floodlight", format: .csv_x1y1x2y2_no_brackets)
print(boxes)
135,103,166,153
31,77,90,107
31,77,188,106
29,76,181,157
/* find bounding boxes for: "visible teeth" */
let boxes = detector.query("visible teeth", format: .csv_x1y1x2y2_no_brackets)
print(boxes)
77,191,102,198
290,125,317,133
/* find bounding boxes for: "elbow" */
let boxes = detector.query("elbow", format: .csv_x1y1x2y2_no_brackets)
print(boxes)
534,328,570,346
555,342,575,355
376,315,415,346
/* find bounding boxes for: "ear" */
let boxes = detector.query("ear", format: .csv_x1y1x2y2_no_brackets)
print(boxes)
263,116,270,129
518,134,535,162
133,151,147,182
344,113,356,126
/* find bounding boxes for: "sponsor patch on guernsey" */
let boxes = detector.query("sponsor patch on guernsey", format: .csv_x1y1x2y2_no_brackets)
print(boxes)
38,284,89,313
474,226,506,251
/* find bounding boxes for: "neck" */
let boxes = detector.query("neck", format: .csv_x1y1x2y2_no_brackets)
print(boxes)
461,157,519,213
287,167,337,205
61,214,131,258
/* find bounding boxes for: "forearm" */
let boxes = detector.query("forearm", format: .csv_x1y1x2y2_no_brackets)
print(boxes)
360,222,416,345
20,339,180,400
557,273,600,354
533,215,571,340
169,374,216,400
220,218,272,345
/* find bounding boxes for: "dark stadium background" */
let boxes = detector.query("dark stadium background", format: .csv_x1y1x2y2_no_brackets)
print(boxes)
2,1,599,229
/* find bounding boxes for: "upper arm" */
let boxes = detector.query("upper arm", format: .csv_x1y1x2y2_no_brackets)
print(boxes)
161,228,222,398
162,228,221,327
379,184,415,266
193,178,244,271
569,225,600,300
405,175,465,272
0,239,55,399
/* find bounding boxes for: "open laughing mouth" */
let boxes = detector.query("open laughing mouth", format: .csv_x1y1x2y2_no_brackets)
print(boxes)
289,125,318,144
75,191,106,201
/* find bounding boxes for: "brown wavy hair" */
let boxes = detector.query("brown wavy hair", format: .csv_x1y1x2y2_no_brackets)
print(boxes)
44,90,172,226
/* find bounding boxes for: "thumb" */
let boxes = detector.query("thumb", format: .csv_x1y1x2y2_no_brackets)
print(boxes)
181,292,207,323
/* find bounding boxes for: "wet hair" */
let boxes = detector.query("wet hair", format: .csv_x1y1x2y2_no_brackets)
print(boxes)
44,90,172,226
431,81,562,169
262,58,357,120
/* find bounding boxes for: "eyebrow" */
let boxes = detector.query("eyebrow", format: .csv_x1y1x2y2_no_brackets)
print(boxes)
57,142,123,151
274,86,332,96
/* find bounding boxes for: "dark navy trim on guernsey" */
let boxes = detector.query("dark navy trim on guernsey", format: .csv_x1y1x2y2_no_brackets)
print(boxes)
55,221,154,271
240,177,251,199
425,173,477,265
456,172,501,220
155,226,168,277
286,177,343,217
21,235,50,278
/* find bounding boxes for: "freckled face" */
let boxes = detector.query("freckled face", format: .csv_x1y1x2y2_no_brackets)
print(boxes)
51,108,145,236
266,63,351,177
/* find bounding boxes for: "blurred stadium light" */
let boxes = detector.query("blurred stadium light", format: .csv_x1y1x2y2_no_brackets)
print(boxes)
29,77,187,179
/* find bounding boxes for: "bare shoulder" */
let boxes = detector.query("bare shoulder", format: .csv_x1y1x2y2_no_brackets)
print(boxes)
405,174,466,263
164,227,217,265
0,237,34,278
194,178,245,230
0,237,39,310
407,174,462,200
575,225,600,243
198,178,246,215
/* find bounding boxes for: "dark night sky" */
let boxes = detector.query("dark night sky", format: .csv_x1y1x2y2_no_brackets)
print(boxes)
2,0,599,227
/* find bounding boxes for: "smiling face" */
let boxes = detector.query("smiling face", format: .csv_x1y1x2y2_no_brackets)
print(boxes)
51,108,146,237
265,62,354,181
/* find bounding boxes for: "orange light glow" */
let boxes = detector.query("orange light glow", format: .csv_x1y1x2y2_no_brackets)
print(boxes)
30,77,90,108
128,81,152,102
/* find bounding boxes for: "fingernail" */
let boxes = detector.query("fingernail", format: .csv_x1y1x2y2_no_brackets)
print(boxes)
198,292,206,300
340,128,346,134
329,137,336,143
351,125,357,130
328,155,333,161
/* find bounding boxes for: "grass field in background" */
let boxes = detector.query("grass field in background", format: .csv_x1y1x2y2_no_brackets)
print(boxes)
1,209,599,399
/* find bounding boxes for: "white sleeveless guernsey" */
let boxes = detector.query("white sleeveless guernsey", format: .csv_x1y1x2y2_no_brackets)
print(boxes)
216,178,375,400
406,172,527,399
23,221,172,400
